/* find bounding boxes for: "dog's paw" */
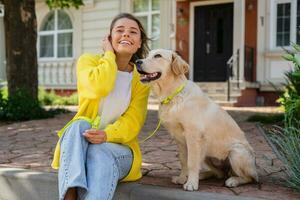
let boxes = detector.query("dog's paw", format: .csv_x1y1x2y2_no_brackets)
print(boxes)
172,175,187,185
225,177,240,187
183,180,199,191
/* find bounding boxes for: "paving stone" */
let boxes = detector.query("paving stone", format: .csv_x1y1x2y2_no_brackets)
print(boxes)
147,169,180,178
0,107,300,199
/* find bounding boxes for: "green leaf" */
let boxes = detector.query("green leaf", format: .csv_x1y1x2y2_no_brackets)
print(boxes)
292,70,300,78
46,0,84,9
295,54,300,67
293,43,300,52
283,54,294,61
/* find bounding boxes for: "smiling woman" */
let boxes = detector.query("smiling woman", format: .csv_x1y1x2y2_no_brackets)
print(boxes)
52,13,151,200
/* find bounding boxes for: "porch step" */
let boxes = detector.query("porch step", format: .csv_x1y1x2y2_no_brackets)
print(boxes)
197,82,242,104
147,82,242,107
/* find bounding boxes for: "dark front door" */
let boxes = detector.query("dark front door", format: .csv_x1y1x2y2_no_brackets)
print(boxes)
193,3,233,82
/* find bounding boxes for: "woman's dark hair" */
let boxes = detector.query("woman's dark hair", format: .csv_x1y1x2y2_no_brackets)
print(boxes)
110,13,150,63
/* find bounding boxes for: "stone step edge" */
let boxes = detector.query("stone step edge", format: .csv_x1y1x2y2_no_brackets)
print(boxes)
0,167,264,200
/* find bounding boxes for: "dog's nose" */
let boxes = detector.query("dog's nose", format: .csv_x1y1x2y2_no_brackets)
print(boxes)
135,59,143,65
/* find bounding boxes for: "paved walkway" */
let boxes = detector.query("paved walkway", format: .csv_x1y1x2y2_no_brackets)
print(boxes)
0,105,300,199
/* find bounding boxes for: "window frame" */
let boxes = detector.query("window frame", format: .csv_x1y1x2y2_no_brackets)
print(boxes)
271,0,297,50
133,0,160,48
38,10,74,61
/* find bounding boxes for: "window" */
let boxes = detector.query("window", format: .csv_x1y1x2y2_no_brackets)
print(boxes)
276,3,291,46
133,0,160,49
39,10,73,58
274,0,300,47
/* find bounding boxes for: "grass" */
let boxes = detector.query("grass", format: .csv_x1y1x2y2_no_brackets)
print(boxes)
269,125,300,192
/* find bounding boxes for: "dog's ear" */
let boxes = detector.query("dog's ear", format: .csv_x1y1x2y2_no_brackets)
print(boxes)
171,52,189,76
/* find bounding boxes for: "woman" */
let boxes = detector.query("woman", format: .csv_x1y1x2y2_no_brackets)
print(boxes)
51,13,150,200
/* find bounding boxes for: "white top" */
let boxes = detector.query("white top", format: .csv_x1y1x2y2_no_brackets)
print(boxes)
98,70,133,129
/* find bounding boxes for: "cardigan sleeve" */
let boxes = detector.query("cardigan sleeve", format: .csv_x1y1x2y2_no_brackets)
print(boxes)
104,82,150,144
77,51,117,99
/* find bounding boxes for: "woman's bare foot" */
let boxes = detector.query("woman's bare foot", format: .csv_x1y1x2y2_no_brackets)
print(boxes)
64,188,77,200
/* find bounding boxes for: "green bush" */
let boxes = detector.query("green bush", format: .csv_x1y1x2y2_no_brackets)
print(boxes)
270,125,300,192
269,43,300,191
38,88,78,106
0,89,68,121
247,113,284,124
278,43,300,128
1,87,78,106
0,86,8,100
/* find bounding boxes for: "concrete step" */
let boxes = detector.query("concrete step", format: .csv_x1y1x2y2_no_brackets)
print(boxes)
0,168,263,200
148,92,240,105
215,100,237,107
148,82,243,107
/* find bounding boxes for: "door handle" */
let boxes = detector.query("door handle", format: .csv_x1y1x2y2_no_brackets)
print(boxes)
206,43,210,54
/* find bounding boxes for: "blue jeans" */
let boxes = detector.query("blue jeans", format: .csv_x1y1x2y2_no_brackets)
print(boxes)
58,120,133,200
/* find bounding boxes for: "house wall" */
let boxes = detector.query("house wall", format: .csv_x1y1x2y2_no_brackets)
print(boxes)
0,11,6,81
35,0,176,92
257,0,294,89
176,1,190,62
244,0,257,82
81,0,120,54
35,0,120,89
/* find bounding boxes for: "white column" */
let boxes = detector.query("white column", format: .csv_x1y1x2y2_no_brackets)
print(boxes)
159,0,176,49
256,0,266,83
233,0,245,82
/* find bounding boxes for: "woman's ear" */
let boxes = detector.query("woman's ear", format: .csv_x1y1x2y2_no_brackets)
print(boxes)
171,52,189,76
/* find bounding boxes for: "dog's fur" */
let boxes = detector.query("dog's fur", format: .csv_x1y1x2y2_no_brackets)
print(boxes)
137,49,258,191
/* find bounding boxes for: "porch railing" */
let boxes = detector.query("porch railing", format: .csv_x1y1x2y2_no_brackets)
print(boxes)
226,49,239,101
38,60,77,89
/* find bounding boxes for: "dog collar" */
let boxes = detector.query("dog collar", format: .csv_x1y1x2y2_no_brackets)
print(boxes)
161,82,187,105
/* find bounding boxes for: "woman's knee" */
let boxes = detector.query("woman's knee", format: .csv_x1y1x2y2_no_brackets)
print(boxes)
60,120,91,144
70,120,91,131
65,120,91,136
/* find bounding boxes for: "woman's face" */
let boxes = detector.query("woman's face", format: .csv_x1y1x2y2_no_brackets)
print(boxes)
110,18,142,56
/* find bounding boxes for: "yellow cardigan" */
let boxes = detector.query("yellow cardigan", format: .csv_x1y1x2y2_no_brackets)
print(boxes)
51,51,150,182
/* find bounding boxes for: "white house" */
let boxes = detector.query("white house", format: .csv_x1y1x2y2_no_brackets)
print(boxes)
35,0,176,92
0,0,298,106
0,0,176,87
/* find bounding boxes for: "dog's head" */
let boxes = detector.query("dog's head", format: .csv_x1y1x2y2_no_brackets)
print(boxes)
136,49,189,84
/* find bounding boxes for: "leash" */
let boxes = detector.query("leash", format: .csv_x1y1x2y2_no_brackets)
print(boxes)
140,82,187,143
140,119,162,143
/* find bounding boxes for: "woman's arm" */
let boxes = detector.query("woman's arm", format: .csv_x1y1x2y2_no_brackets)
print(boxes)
77,51,117,99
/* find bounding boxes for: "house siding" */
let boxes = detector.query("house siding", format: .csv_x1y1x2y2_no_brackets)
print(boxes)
35,0,121,89
82,0,119,54
257,0,295,87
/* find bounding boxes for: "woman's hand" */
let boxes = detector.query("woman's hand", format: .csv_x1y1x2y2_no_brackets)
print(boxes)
83,129,107,144
101,34,114,52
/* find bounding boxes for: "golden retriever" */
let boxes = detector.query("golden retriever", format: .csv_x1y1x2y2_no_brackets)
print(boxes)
136,49,258,191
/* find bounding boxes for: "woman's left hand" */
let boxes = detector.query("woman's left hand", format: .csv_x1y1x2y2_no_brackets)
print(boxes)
83,129,107,144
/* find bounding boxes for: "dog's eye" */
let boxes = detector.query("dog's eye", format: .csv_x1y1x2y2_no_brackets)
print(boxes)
154,54,162,58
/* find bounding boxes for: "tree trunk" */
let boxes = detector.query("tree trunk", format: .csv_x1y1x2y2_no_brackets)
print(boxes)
3,0,38,100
